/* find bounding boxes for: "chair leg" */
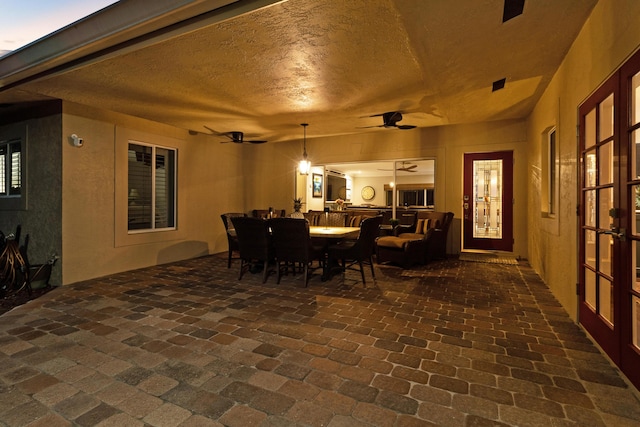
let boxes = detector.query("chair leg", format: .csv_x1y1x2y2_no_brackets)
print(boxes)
262,261,269,283
368,256,376,279
276,261,282,284
238,260,246,280
359,260,366,285
303,264,309,287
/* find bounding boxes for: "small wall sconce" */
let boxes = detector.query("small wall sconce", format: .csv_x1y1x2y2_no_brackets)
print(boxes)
71,134,84,147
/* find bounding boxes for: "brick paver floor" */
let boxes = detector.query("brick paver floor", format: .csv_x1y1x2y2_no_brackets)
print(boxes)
0,254,639,426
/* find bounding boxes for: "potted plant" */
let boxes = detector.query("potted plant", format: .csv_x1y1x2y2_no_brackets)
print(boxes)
292,197,304,218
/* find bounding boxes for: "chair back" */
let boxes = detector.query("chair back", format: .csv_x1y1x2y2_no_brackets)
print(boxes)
400,212,416,226
320,211,348,227
269,218,312,264
252,209,286,219
355,215,384,258
231,216,273,261
221,212,246,232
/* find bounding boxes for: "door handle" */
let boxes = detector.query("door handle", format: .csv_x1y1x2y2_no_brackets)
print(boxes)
598,227,626,241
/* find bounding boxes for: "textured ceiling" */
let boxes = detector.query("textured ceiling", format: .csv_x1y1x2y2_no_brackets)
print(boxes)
1,0,597,143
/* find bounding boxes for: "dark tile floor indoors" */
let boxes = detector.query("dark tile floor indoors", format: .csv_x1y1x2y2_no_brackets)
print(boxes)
0,254,639,427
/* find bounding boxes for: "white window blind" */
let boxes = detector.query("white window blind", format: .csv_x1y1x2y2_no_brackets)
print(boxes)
0,140,21,197
128,143,176,231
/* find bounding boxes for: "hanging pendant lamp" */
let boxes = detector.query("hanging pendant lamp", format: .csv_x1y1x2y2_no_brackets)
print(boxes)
298,123,311,175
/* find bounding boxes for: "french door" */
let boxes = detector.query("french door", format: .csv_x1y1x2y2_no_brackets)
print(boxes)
463,151,513,251
579,48,640,389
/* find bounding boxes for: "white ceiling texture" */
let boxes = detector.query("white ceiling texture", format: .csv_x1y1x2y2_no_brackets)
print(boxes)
0,0,597,145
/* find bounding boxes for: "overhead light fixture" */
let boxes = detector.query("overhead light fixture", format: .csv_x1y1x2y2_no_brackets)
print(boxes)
298,123,311,175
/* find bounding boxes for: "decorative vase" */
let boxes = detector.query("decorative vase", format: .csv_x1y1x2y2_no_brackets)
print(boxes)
291,211,304,219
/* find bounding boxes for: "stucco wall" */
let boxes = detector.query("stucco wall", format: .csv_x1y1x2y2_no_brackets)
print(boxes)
58,99,528,285
245,119,529,259
0,111,63,286
61,102,246,285
527,0,640,319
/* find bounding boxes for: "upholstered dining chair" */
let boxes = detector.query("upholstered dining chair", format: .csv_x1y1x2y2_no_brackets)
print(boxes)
220,212,246,268
320,211,348,227
269,217,325,287
230,216,274,283
327,215,383,286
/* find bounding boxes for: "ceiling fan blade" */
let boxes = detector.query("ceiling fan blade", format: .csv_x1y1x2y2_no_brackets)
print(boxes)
396,124,417,129
357,125,385,129
248,140,267,144
203,125,220,135
219,135,242,143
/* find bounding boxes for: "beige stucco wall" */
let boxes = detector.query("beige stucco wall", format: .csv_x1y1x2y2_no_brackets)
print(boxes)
61,102,247,285
527,0,640,319
246,119,530,259
0,110,63,286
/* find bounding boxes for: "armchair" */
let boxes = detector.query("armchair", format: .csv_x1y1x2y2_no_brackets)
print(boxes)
375,211,453,268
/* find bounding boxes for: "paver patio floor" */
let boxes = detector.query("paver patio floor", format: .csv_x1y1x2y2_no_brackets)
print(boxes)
0,255,639,426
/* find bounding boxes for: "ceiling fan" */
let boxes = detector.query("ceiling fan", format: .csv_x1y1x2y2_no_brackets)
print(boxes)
360,111,417,130
218,131,267,144
378,161,418,172
189,126,267,144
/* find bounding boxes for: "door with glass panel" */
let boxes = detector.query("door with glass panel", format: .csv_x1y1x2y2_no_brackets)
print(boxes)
579,49,640,389
579,77,619,363
620,50,640,388
463,151,513,251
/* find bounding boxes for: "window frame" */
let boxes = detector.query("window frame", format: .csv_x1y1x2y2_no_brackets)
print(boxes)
0,124,27,211
548,127,557,216
541,126,559,219
127,140,177,234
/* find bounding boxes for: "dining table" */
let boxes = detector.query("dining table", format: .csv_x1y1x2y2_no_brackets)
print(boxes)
227,223,361,281
308,226,360,239
308,226,360,280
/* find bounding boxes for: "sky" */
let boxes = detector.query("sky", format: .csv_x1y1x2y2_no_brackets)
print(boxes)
0,0,118,55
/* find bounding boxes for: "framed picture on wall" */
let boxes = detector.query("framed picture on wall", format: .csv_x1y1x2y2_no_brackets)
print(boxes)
312,173,323,198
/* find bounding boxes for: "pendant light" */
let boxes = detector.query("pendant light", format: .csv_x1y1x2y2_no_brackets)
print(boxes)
298,123,311,175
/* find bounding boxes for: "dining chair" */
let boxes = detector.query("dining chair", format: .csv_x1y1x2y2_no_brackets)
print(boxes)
327,215,383,286
320,211,348,227
269,217,325,287
220,212,246,268
230,216,274,283
252,209,286,219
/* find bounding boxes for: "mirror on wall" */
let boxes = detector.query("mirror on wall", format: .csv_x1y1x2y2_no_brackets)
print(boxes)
322,159,435,209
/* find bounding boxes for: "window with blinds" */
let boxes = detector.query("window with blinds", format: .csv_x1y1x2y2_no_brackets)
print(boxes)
0,139,22,197
128,142,176,232
384,184,435,208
